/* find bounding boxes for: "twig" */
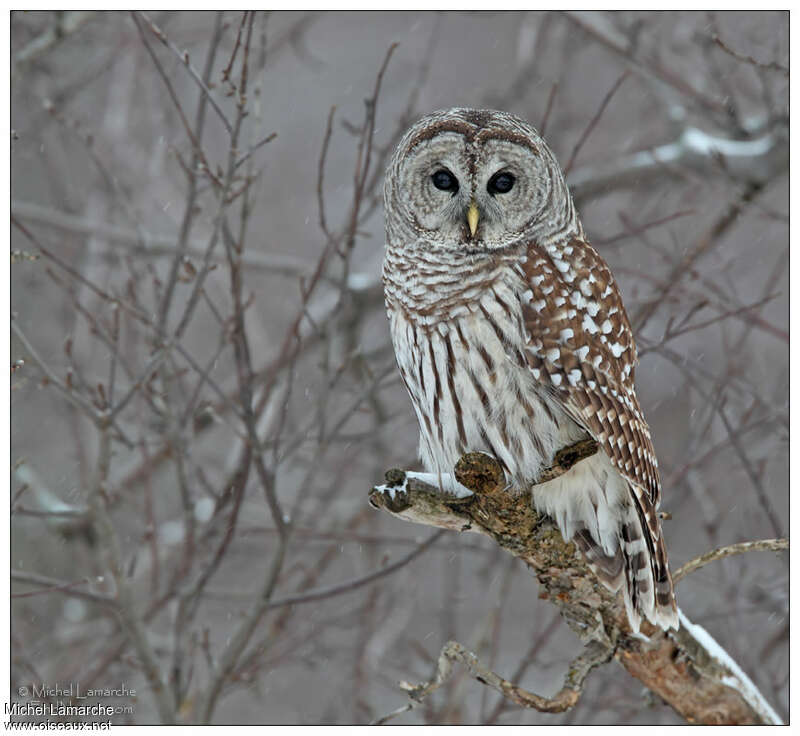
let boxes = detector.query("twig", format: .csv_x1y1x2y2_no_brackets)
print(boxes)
647,293,781,351
485,611,564,723
539,81,558,138
107,303,121,406
252,44,397,412
107,345,172,424
564,70,629,175
317,105,337,243
87,422,175,723
663,416,775,491
345,41,398,256
11,571,115,606
201,536,286,722
157,11,225,331
12,215,153,328
594,209,695,246
354,17,441,229
711,33,788,77
200,15,292,721
11,320,100,422
564,11,729,120
180,443,252,625
130,12,211,173
12,506,87,519
221,11,248,85
264,530,445,610
232,132,278,173
10,200,310,277
716,404,783,539
137,12,232,134
374,639,611,724
13,11,94,66
632,180,763,333
673,538,788,583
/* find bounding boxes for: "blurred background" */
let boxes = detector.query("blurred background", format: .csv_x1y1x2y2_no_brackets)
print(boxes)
10,10,788,725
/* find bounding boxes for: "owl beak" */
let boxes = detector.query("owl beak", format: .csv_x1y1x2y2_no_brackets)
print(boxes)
466,199,480,238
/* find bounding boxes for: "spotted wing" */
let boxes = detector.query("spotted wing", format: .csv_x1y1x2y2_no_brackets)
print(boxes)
518,236,679,622
519,236,661,506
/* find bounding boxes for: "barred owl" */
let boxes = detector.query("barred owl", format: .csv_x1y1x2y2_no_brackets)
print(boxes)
382,108,678,632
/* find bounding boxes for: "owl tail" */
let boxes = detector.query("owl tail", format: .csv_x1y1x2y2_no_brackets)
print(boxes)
571,492,678,633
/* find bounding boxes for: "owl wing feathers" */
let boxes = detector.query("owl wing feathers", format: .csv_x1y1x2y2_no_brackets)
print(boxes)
519,236,677,626
519,236,661,506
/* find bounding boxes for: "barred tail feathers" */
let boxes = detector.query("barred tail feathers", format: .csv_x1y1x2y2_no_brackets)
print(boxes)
571,500,677,633
628,481,679,630
531,455,678,632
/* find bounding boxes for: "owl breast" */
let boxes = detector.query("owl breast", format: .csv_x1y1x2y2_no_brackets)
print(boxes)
385,253,585,485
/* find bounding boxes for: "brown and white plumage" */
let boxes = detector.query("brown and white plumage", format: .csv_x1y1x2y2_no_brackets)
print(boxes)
383,108,678,632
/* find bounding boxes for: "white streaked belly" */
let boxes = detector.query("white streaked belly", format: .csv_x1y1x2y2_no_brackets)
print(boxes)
388,283,584,487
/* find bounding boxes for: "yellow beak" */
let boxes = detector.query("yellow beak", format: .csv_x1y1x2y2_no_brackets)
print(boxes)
467,200,480,237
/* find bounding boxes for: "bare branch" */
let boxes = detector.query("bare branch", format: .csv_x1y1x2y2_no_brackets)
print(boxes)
11,571,115,606
264,530,445,610
674,538,788,583
11,320,100,422
539,81,558,138
130,11,211,173
87,424,175,723
156,11,226,331
13,11,94,66
564,70,629,175
568,126,786,202
715,404,783,539
564,11,729,120
10,200,311,277
137,11,233,134
317,105,337,243
375,639,611,724
711,33,788,77
632,180,764,333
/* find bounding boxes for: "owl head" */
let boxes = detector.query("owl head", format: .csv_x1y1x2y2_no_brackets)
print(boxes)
384,108,580,253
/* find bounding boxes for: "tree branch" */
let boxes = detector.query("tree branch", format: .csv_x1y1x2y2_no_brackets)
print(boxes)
374,639,612,724
13,11,95,66
568,125,786,204
673,538,788,583
369,450,784,725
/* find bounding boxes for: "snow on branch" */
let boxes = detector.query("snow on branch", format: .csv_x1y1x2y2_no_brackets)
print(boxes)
568,125,787,201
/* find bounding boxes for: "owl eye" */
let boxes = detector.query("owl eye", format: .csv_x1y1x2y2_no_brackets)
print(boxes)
431,169,459,193
488,171,516,195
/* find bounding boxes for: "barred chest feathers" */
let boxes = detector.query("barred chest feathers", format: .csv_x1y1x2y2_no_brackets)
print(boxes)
383,243,586,487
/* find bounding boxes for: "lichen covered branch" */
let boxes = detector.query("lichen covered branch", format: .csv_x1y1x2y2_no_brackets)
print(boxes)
369,449,784,725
